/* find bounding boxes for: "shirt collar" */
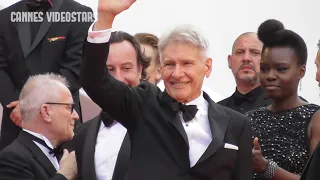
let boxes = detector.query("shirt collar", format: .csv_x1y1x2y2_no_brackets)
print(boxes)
232,86,263,103
23,129,54,149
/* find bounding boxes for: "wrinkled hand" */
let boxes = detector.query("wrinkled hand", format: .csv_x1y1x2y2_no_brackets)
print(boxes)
94,0,136,30
97,0,136,17
252,137,268,173
7,101,22,127
57,149,78,180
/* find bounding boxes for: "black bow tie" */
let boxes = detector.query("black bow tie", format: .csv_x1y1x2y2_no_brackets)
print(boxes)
100,111,114,127
172,101,198,122
25,0,53,12
25,132,62,158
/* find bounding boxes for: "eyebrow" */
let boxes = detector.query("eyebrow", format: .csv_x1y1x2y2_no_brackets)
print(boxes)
122,62,134,66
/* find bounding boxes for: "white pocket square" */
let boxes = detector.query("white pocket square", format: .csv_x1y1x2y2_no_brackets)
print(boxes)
224,143,239,150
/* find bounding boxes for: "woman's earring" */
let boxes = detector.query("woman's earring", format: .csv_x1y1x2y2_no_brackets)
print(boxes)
299,81,302,91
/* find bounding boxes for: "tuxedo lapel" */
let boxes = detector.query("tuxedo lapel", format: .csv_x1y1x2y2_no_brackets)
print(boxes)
158,91,190,169
17,131,57,176
112,133,130,180
27,0,63,55
197,93,230,164
81,118,100,180
159,91,189,146
17,2,31,58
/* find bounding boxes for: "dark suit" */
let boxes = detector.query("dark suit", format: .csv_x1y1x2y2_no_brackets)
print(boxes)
0,0,93,150
300,142,320,180
80,41,253,180
218,87,307,114
72,113,130,180
0,131,66,180
218,87,271,114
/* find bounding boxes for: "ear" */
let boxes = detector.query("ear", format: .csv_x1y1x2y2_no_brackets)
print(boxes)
138,64,143,79
228,55,232,69
40,104,51,123
155,66,162,81
299,65,306,79
205,58,212,78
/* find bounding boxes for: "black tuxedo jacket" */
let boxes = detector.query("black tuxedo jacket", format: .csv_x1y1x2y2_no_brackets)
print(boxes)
72,114,130,180
0,131,67,180
80,41,253,180
300,142,320,180
0,0,93,150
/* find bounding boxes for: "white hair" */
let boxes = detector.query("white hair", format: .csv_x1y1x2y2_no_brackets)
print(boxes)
158,24,209,60
19,73,69,121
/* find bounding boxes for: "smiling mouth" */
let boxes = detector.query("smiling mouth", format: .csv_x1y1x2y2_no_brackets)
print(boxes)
170,82,189,88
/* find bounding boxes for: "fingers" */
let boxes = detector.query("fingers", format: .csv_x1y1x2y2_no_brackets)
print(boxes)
10,108,22,127
6,101,19,108
253,137,261,150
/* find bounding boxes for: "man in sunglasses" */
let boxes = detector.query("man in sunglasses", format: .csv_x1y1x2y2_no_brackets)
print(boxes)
0,73,79,180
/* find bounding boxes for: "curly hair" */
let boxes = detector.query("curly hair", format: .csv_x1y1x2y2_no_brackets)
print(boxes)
110,31,151,81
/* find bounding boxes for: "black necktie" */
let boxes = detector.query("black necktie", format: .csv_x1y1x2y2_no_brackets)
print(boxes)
25,0,53,12
25,132,62,158
100,111,114,127
172,101,198,122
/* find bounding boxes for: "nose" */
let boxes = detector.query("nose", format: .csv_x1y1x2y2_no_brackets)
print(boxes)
172,65,184,79
114,70,126,83
72,110,79,121
242,51,252,63
266,69,277,81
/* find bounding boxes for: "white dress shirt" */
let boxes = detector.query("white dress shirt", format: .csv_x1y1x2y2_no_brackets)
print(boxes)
23,129,60,170
95,121,127,180
87,24,212,168
181,91,212,167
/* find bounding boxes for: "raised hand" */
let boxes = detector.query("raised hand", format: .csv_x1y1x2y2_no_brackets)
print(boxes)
97,0,136,17
94,0,136,30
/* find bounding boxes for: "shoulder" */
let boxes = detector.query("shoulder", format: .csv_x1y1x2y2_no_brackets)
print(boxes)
217,96,231,106
0,2,21,23
0,141,30,165
74,117,98,136
245,107,266,118
133,81,162,99
202,86,225,102
212,102,248,124
308,104,320,124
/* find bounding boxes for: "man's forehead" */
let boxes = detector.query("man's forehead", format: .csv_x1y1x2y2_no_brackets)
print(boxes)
233,35,262,51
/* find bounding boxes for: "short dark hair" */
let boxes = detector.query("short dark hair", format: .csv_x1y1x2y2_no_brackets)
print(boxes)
110,31,151,81
317,39,320,49
258,19,307,65
134,33,160,65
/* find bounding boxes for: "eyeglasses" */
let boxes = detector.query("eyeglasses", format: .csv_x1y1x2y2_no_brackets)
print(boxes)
45,102,75,114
